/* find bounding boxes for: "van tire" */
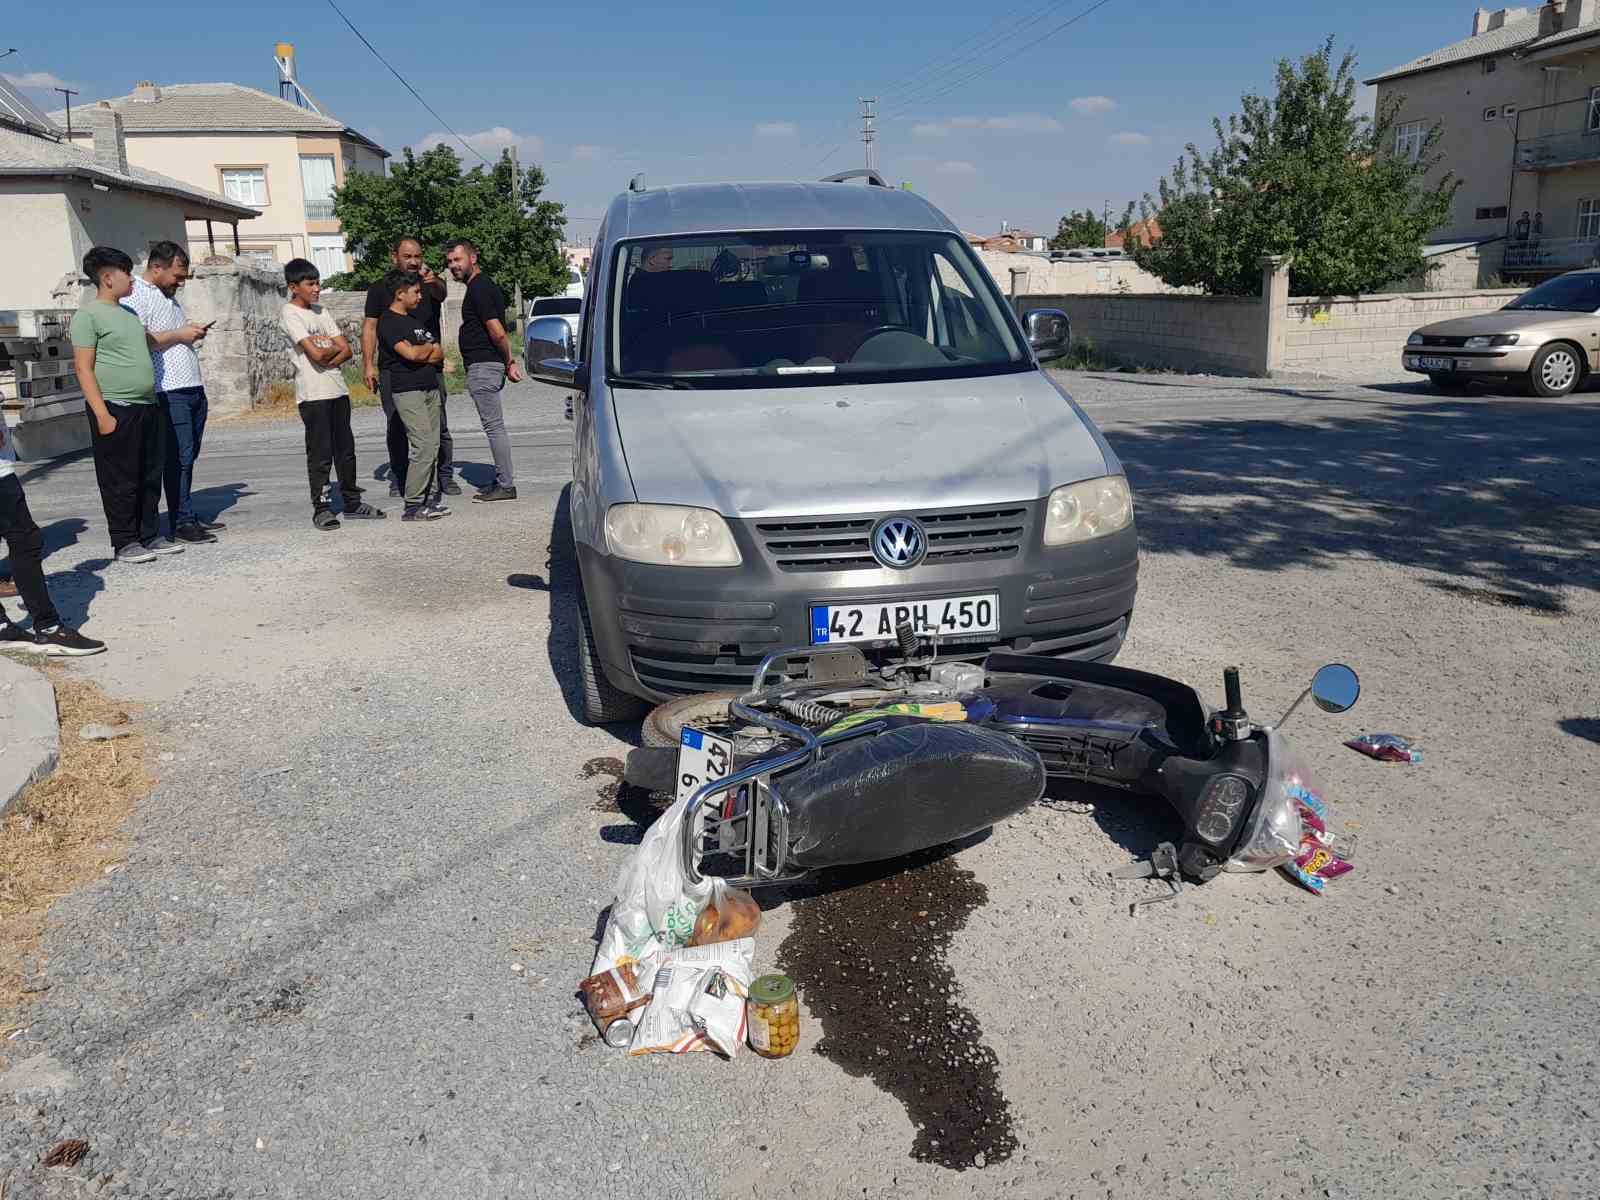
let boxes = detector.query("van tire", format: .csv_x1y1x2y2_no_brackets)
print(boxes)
576,586,649,725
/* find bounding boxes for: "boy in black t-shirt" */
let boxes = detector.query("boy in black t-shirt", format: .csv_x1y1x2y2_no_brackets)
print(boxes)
375,272,448,522
446,239,523,503
361,237,455,499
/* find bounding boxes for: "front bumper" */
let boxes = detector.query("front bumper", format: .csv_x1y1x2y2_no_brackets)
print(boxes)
578,502,1140,701
1402,346,1537,376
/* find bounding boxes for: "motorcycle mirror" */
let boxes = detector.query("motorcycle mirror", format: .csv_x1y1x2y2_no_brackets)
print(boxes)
1310,664,1360,714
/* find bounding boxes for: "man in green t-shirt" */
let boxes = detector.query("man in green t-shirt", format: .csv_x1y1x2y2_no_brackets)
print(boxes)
71,245,203,563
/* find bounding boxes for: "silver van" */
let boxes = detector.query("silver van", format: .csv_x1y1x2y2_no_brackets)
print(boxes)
530,172,1138,722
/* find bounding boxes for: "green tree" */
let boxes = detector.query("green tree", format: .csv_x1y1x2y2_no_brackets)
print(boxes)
1120,40,1458,296
1050,208,1111,250
326,144,567,298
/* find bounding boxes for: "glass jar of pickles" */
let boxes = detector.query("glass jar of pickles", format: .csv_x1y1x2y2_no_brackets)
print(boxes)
747,974,799,1058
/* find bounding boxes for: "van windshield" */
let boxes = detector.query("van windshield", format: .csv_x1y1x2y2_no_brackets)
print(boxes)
607,231,1030,388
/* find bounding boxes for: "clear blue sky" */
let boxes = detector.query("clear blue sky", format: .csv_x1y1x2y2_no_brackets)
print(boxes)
6,0,1468,240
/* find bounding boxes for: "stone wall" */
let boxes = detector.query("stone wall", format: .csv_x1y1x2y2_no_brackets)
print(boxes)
1281,288,1524,370
1016,292,1268,375
176,263,297,415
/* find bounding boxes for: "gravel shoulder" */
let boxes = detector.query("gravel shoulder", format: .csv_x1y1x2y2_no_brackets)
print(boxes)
0,376,1596,1199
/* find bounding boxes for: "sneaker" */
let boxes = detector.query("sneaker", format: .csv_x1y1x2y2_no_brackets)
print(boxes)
116,544,157,564
198,518,227,531
343,502,386,520
441,480,462,496
174,523,218,545
425,500,452,518
401,504,444,523
472,485,518,503
31,624,106,657
312,509,341,531
0,622,40,652
142,537,185,556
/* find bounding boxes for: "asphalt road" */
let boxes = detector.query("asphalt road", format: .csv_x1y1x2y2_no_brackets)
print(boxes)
1,374,1596,1199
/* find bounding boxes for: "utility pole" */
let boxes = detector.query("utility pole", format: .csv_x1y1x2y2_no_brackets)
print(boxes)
508,141,525,322
53,86,78,137
859,97,878,172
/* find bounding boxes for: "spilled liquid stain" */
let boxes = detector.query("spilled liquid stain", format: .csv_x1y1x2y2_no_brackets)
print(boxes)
581,757,625,811
776,854,1017,1171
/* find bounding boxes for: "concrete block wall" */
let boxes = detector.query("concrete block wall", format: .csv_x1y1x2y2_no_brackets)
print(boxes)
1016,292,1267,375
1282,289,1523,369
977,249,1175,296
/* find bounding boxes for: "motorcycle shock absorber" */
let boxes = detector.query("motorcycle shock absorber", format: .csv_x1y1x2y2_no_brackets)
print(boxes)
895,620,918,660
778,696,842,728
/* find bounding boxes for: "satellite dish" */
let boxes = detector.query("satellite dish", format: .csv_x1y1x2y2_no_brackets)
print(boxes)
0,75,64,140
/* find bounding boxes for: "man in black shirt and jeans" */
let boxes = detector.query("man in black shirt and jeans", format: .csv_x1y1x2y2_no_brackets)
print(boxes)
363,237,456,500
445,239,523,503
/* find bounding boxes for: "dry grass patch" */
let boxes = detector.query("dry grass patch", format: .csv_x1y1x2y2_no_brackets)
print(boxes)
0,667,150,1040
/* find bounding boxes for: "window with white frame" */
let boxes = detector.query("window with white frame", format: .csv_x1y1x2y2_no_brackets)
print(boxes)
220,167,268,206
1579,199,1600,239
1394,120,1426,161
300,155,337,221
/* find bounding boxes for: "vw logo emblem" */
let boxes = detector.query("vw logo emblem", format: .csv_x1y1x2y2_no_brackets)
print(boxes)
871,516,927,570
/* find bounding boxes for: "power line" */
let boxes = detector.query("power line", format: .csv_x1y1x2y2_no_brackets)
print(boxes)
879,0,1120,123
323,0,490,165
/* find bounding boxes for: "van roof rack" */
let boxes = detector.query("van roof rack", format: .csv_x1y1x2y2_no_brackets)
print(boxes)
820,169,889,187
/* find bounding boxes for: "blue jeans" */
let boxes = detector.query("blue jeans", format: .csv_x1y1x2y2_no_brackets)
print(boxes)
159,386,208,532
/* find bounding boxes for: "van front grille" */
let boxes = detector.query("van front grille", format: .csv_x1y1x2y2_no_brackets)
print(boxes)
756,504,1030,573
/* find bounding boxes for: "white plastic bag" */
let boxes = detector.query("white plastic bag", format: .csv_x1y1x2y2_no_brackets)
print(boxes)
627,937,754,1057
592,791,714,989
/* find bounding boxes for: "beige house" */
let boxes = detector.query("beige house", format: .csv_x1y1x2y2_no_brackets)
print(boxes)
1369,1,1600,278
0,99,255,310
52,80,386,275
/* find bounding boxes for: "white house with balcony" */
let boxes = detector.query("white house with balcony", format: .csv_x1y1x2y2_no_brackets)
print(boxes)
52,66,386,276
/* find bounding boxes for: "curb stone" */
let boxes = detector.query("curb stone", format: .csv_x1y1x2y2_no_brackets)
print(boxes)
0,654,60,818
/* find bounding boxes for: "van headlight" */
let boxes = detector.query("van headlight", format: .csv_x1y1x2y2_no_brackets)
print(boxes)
605,503,742,566
1042,475,1134,546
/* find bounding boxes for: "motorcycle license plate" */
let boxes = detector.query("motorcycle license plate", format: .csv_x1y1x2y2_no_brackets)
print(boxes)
676,727,734,806
809,594,1000,645
1415,355,1454,371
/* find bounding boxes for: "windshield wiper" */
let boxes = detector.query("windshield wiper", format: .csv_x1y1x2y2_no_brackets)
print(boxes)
612,378,693,390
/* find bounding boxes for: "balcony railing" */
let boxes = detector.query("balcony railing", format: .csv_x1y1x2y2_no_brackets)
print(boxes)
1502,235,1600,271
1513,95,1600,170
304,200,336,221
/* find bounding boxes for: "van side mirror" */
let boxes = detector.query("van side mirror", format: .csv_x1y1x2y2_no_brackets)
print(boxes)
527,317,581,388
1025,308,1072,360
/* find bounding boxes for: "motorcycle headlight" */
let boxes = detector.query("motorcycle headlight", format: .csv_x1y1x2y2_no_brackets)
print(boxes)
1043,475,1133,547
1464,334,1518,349
605,503,742,567
1227,730,1307,872
1406,333,1423,346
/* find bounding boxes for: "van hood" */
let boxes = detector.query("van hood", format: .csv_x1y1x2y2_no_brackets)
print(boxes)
609,371,1112,517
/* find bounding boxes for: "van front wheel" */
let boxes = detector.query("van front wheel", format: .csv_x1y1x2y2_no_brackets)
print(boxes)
576,586,649,725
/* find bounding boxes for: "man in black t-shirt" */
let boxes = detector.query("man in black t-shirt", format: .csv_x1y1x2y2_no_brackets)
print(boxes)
375,272,448,522
362,237,456,499
445,238,523,503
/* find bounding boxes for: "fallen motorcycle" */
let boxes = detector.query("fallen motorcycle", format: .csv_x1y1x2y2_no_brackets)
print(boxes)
625,630,1360,893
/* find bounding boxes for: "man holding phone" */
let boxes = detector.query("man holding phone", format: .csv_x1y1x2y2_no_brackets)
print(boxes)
362,237,456,501
127,241,220,545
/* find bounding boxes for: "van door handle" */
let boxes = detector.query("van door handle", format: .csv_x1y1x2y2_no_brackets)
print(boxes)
564,397,574,421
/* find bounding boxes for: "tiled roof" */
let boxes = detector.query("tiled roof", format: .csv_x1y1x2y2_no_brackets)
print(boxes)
48,83,386,154
0,125,256,219
1366,14,1600,84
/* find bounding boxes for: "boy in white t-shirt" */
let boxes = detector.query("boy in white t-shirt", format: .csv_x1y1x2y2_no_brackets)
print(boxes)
279,259,385,531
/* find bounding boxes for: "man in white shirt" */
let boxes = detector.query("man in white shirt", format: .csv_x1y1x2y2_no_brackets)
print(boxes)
125,242,217,545
0,422,106,655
